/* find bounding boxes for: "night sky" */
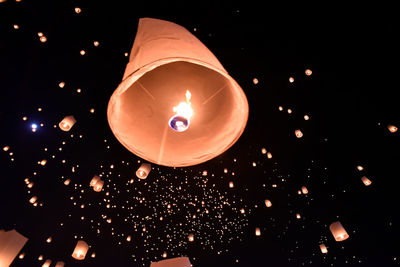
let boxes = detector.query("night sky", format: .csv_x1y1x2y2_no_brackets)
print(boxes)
1,1,399,266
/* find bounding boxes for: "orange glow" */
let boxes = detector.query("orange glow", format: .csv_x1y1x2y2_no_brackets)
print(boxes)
229,181,234,188
329,221,349,242
261,147,267,154
305,69,312,76
188,234,194,242
361,176,372,186
71,240,89,260
295,129,303,138
289,77,294,83
136,163,151,179
255,227,261,236
388,125,398,133
59,116,76,131
264,199,272,207
319,244,328,254
301,186,308,194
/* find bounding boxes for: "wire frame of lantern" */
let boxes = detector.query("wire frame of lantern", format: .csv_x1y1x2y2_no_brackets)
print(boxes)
71,240,89,260
136,163,151,179
90,175,101,187
55,261,65,267
59,116,76,131
329,221,349,242
93,180,104,192
361,176,372,186
319,244,328,254
301,186,308,194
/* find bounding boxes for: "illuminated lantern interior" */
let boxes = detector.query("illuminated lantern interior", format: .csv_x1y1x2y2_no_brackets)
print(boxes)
329,221,349,242
71,240,89,260
107,18,248,167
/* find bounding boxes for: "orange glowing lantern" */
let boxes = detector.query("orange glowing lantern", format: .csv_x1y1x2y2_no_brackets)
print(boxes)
261,147,267,154
0,229,28,266
29,196,37,204
107,18,248,167
295,129,303,138
150,257,192,267
188,234,194,242
46,237,52,243
18,253,25,259
305,69,312,76
64,179,71,186
296,213,301,219
356,165,364,171
55,261,65,267
361,176,372,186
289,77,294,83
126,235,131,242
267,152,272,159
388,125,398,133
229,181,234,188
329,221,349,241
253,78,259,84
90,175,101,187
301,186,308,194
59,116,76,131
264,199,272,207
319,244,328,254
255,227,261,236
3,146,10,151
42,259,51,267
93,180,104,192
136,163,151,179
162,251,167,258
71,240,89,260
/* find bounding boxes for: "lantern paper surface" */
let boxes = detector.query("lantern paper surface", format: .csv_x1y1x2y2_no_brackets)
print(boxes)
329,221,349,241
361,176,372,186
55,261,65,267
136,163,151,179
0,229,28,267
150,257,192,267
59,116,76,131
71,240,89,260
107,18,249,167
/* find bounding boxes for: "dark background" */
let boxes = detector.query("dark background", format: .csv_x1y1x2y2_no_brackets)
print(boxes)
0,1,399,266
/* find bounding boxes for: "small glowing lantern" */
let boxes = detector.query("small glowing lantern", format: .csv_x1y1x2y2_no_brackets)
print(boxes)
304,115,310,120
29,196,37,204
40,36,47,43
361,176,372,186
55,261,65,267
93,180,104,192
261,147,267,154
264,200,272,207
289,77,294,83
319,244,328,254
42,259,51,267
3,146,10,151
107,18,248,167
296,213,301,219
93,41,99,47
18,253,25,259
253,78,259,84
27,182,34,188
59,82,65,88
38,255,43,261
59,116,76,131
126,235,131,242
136,163,151,179
64,179,71,185
356,165,364,171
388,125,398,133
71,240,89,260
90,175,101,187
301,186,308,194
80,50,85,56
223,168,228,173
255,227,261,236
75,7,81,13
267,152,272,159
46,237,52,243
229,181,234,188
162,251,167,258
202,170,207,176
295,129,303,138
40,160,47,166
188,234,194,242
305,69,312,76
329,221,349,242
91,252,96,258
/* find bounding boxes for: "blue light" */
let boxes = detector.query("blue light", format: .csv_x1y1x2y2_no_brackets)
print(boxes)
31,123,38,129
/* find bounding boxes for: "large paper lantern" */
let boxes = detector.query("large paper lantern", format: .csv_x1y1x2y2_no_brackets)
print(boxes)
55,261,65,267
0,229,28,266
59,116,76,131
329,221,349,241
107,18,249,167
136,163,151,179
150,257,192,267
71,240,89,260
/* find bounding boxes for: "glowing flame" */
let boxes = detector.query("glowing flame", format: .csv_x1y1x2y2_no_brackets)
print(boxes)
173,90,193,119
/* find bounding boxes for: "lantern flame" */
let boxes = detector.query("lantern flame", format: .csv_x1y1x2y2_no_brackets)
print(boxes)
169,90,193,132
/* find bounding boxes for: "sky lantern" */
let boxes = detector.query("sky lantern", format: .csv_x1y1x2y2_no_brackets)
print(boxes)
264,199,272,207
305,69,312,76
55,261,65,267
29,196,37,204
126,235,131,242
387,125,398,133
301,186,308,194
255,227,261,236
229,181,234,188
0,229,28,266
90,175,101,187
162,251,167,258
107,18,249,167
289,77,294,83
42,259,51,267
18,253,25,259
3,146,10,151
319,244,328,254
150,257,192,267
46,237,52,243
253,78,259,84
329,221,349,241
267,152,272,159
296,213,301,219
64,179,71,185
356,165,364,171
136,163,151,179
361,176,372,186
188,234,194,242
71,240,89,260
93,180,104,192
59,116,76,131
295,129,303,138
261,147,267,154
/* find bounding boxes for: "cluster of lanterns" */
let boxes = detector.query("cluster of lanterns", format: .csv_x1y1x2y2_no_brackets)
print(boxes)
90,175,104,192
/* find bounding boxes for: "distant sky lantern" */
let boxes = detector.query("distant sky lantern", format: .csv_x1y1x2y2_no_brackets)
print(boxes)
18,253,25,259
3,146,10,151
296,213,301,219
267,152,272,159
289,77,294,83
255,227,261,236
188,234,194,242
93,41,99,47
64,179,71,185
90,108,95,113
356,165,364,171
162,252,167,258
13,24,19,29
295,129,303,138
39,36,47,43
59,116,76,131
297,190,302,195
71,240,89,260
202,170,207,176
91,252,96,258
240,208,245,214
93,180,104,192
287,109,292,114
136,163,151,179
319,244,328,254
0,229,28,266
223,168,228,173
40,160,47,166
38,255,43,260
264,199,272,207
42,259,51,267
46,237,52,243
29,196,37,204
126,235,131,242
59,82,65,88
388,125,398,133
261,147,267,154
229,181,234,188
90,175,101,187
305,69,312,76
107,18,248,167
361,176,372,186
278,106,283,111
304,115,310,120
75,7,81,13
301,186,308,194
80,50,86,55
55,261,65,267
329,221,349,241
253,78,259,84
